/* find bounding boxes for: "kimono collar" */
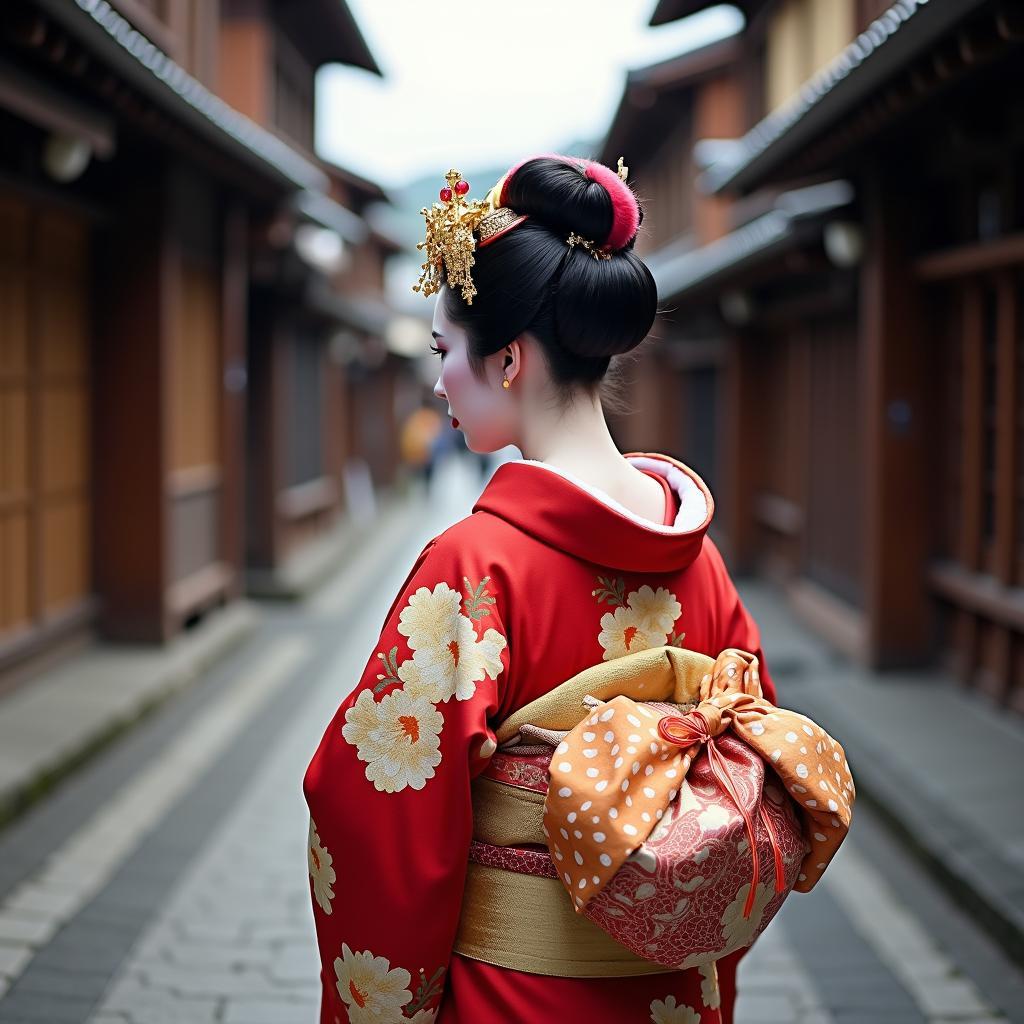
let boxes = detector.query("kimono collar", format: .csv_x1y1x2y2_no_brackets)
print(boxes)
472,451,714,573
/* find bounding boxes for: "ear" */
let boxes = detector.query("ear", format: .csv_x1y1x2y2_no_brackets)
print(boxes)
503,337,523,383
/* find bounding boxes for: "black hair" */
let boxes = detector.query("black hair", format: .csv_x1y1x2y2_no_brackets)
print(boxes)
440,157,658,409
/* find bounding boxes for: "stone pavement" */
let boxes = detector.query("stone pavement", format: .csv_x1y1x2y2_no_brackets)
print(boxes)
84,628,336,1024
0,602,256,831
0,486,415,836
0,454,1021,1022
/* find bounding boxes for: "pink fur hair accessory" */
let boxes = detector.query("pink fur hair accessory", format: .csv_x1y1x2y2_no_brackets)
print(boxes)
578,158,640,251
498,154,641,253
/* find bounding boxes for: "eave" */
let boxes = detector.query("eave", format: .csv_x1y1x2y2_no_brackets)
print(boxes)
700,0,999,194
274,0,382,74
647,179,854,300
34,0,327,192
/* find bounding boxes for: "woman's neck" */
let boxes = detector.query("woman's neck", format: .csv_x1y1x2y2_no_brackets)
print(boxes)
518,391,632,484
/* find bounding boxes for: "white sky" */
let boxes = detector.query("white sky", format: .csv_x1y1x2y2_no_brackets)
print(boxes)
315,2,742,190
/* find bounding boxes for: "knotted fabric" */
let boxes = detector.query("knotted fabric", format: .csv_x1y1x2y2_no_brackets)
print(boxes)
539,648,854,912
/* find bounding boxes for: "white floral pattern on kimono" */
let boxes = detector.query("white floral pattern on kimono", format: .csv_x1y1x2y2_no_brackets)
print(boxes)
649,993,702,1024
333,944,412,1023
397,582,507,704
308,817,336,915
696,958,720,1007
340,577,508,794
593,578,685,660
342,689,444,794
699,962,720,1009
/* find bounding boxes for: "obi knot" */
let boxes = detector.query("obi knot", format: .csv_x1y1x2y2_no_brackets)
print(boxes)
657,705,726,746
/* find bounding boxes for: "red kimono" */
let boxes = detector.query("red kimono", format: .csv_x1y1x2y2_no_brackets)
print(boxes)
303,452,777,1024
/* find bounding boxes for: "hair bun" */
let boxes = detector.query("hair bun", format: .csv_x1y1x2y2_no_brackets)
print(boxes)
443,154,657,373
499,154,641,251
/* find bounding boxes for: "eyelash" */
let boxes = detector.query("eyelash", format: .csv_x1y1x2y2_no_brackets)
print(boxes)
429,345,445,358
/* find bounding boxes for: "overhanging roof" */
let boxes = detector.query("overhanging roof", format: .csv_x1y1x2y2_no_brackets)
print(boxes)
305,279,394,334
36,0,328,191
699,0,994,193
292,190,369,244
647,180,854,299
321,158,391,204
650,0,760,27
626,35,739,91
274,0,382,74
600,36,739,166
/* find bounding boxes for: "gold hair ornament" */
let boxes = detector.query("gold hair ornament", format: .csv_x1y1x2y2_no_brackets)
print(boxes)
412,169,526,305
567,231,612,260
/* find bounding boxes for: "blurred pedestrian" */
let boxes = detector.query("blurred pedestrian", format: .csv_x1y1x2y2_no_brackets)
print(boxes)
399,401,443,490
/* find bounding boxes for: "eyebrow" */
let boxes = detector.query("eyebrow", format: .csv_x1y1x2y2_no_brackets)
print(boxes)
431,331,444,341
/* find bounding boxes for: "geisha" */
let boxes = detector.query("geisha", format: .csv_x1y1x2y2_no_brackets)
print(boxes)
303,154,780,1023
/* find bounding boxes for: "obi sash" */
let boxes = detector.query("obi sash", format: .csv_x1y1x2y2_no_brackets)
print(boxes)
452,644,853,978
452,645,718,978
454,761,672,977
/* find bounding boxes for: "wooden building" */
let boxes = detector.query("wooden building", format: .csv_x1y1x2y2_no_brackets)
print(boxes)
625,0,1024,711
217,2,408,593
0,0,401,685
599,36,745,499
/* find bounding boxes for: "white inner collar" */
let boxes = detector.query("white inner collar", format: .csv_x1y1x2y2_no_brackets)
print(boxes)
514,457,709,534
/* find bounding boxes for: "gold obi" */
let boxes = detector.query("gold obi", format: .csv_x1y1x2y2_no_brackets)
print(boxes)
452,772,674,978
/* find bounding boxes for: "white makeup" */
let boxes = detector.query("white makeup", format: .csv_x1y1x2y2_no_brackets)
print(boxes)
431,290,517,453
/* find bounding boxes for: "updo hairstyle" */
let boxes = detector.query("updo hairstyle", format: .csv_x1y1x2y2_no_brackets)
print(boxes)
439,155,658,406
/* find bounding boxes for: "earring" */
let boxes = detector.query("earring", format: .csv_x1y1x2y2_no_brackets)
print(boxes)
502,376,511,389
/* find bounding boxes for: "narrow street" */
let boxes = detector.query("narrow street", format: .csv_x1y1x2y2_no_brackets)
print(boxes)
0,457,1021,1024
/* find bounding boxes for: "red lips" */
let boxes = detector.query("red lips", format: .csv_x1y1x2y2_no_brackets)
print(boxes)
452,417,460,429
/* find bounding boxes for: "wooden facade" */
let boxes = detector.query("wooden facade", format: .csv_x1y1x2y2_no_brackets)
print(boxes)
0,195,94,663
634,0,1024,711
0,0,400,684
602,39,743,492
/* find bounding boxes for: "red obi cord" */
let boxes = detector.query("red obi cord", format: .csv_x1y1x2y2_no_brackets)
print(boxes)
658,711,787,918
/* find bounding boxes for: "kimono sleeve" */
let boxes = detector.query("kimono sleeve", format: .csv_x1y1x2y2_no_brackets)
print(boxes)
302,533,510,1023
703,537,778,705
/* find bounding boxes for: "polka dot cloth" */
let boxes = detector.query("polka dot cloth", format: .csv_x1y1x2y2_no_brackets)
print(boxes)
544,696,687,905
544,649,854,910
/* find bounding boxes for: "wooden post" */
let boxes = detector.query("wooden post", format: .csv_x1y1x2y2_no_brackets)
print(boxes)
986,272,1018,702
993,271,1018,586
720,328,760,572
221,199,248,596
93,173,172,642
244,299,283,570
859,160,931,667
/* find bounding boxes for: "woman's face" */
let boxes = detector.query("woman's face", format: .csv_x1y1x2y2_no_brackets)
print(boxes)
431,289,517,453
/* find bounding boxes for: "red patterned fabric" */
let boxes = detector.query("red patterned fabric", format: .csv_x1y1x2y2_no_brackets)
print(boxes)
303,452,775,1023
485,751,550,794
469,840,558,880
582,736,806,969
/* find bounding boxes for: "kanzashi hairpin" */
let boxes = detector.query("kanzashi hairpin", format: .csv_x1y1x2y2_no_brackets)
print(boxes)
413,169,491,305
413,157,632,303
413,170,528,305
567,231,612,260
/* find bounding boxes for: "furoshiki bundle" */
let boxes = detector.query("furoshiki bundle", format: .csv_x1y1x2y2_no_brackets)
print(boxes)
455,645,855,975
